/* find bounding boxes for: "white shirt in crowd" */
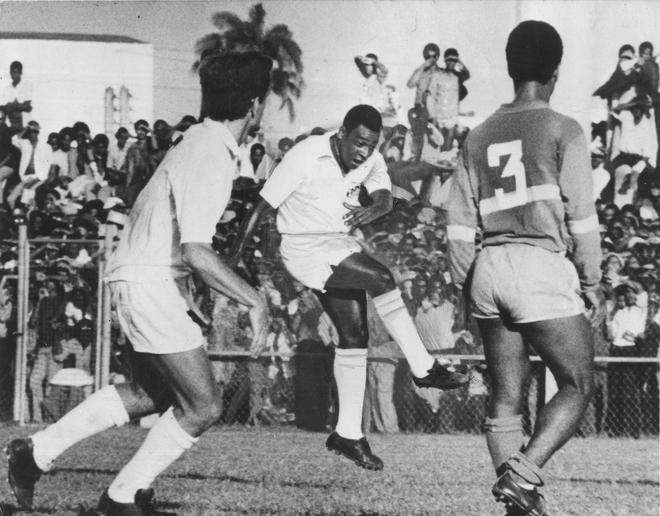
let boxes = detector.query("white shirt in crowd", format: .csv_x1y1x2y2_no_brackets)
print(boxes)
238,142,275,181
260,133,391,235
1,79,32,127
613,111,658,168
11,135,51,181
106,118,238,282
50,149,69,177
609,304,646,348
108,141,129,171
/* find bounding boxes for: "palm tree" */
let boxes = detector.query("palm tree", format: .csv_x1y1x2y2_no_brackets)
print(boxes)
193,3,304,121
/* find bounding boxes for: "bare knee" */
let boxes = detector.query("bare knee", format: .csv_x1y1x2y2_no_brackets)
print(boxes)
560,369,594,401
184,397,223,431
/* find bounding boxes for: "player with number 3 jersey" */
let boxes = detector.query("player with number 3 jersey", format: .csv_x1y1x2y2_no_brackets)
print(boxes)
446,20,605,516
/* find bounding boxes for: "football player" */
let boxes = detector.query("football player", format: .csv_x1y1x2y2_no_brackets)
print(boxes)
5,52,272,515
234,104,468,471
446,20,605,516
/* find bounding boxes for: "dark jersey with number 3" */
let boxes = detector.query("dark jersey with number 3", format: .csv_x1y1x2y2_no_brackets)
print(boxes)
446,100,601,292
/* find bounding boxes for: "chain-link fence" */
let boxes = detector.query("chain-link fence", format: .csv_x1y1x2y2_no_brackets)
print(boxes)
0,233,108,425
2,233,658,439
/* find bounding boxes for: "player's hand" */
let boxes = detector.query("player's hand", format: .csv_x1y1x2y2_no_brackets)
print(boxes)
248,290,269,359
583,287,606,328
343,203,381,229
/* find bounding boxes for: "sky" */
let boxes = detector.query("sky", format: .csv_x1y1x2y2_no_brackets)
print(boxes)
0,0,659,142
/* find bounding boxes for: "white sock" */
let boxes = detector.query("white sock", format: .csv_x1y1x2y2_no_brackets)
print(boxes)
333,349,367,440
31,385,130,472
373,290,435,377
107,407,197,504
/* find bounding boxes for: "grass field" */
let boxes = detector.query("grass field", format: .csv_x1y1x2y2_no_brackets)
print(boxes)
0,424,657,515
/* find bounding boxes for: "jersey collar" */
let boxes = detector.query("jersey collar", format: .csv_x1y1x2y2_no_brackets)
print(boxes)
202,118,240,159
497,100,550,113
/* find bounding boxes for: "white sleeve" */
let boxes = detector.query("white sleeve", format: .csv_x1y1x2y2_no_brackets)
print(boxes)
363,152,391,193
259,147,307,208
172,147,234,244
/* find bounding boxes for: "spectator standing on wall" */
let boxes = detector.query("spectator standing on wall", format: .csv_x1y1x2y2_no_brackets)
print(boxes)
610,95,657,208
407,43,442,162
0,61,32,133
355,53,389,115
444,48,471,104
8,121,52,208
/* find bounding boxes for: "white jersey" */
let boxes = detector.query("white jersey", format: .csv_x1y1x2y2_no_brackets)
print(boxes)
106,118,238,283
260,133,391,235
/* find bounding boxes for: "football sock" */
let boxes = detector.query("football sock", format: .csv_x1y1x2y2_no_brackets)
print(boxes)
483,414,524,475
505,450,544,489
108,407,198,504
373,289,435,378
31,385,130,472
333,348,368,440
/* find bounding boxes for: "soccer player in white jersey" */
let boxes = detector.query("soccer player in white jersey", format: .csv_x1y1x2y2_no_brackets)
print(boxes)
5,52,272,515
446,21,605,515
235,104,467,471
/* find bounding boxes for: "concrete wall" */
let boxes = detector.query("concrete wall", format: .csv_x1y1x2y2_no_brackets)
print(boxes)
0,38,153,136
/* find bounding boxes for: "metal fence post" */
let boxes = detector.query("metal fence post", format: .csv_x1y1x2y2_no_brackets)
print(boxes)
13,223,29,424
99,224,117,388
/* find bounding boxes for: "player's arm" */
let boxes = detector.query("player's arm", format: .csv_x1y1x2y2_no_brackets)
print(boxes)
182,242,269,357
343,188,392,229
558,119,605,323
344,153,393,229
445,145,478,291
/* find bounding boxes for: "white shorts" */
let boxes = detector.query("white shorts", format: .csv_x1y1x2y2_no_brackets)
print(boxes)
470,244,585,324
280,233,362,291
110,278,206,354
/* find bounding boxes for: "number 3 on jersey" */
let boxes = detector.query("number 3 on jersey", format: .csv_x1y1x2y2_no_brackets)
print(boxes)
487,140,527,211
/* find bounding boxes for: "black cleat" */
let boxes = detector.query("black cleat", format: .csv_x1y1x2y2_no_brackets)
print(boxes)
326,432,383,471
95,488,155,516
412,360,469,390
492,470,548,516
5,438,42,510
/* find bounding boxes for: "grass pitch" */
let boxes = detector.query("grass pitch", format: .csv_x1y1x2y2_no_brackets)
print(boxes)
0,425,657,515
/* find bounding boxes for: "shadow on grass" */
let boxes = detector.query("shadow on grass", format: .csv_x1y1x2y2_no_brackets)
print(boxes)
49,467,341,490
556,476,659,486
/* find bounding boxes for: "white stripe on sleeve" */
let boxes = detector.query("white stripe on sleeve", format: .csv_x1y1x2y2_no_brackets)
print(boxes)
567,214,599,235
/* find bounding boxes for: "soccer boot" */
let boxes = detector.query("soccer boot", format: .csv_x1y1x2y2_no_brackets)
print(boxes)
492,470,548,516
412,360,469,390
95,488,155,516
5,438,43,510
325,432,383,471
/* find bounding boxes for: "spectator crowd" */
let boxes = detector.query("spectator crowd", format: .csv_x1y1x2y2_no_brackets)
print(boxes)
0,40,658,437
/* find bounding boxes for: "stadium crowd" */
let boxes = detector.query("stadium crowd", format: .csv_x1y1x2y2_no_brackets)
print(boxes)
0,40,658,438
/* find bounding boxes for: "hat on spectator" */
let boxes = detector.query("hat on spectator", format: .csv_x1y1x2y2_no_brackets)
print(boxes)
26,120,40,132
444,48,459,61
